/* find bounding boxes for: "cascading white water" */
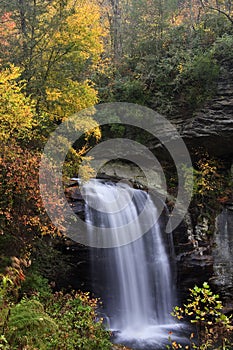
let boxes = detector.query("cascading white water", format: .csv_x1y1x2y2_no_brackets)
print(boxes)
83,179,181,349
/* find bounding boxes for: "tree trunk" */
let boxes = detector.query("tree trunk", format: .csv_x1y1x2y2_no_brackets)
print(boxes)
110,0,122,61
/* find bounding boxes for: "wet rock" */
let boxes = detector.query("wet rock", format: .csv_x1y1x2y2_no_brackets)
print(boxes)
211,208,233,304
65,186,83,200
173,219,214,302
98,160,164,193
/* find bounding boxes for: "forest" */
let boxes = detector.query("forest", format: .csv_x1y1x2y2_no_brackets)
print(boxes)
1,0,233,349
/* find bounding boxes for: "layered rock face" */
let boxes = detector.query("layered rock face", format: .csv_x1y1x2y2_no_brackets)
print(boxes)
180,60,233,158
126,61,232,298
177,60,233,304
129,60,233,165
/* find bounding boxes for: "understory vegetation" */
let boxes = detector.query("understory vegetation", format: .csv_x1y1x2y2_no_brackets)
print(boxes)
0,257,112,350
1,0,233,348
170,283,233,349
181,154,233,235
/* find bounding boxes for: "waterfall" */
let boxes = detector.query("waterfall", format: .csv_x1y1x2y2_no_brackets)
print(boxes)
83,179,179,348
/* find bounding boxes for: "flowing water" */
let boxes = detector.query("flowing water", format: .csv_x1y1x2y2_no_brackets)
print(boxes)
83,180,185,349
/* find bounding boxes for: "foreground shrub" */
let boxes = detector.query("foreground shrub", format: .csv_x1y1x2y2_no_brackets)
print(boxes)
0,266,112,350
45,291,112,350
171,282,233,349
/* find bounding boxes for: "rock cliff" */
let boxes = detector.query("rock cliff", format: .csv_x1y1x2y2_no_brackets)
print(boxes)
179,60,233,159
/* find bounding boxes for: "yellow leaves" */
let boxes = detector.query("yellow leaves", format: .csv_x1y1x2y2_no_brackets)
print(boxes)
42,2,105,119
170,0,205,28
0,65,35,143
12,0,106,121
171,15,184,27
78,157,96,183
196,158,221,196
48,0,105,64
177,64,183,73
46,88,62,102
171,283,233,349
46,80,98,120
171,341,182,349
0,64,21,83
72,112,100,139
182,155,227,200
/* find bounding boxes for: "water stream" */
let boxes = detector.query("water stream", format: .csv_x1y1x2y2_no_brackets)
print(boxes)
83,180,185,349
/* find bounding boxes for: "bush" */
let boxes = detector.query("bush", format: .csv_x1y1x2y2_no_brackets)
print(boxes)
20,271,52,303
0,239,112,349
181,155,233,235
177,52,219,109
1,268,112,350
6,299,57,349
172,282,233,349
0,335,10,349
45,291,112,350
213,34,233,61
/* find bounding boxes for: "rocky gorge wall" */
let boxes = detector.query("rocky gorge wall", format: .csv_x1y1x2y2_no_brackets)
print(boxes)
180,60,233,159
211,207,233,310
54,60,233,307
175,59,233,305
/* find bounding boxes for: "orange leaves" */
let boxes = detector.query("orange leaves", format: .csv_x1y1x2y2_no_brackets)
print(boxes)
4,256,31,291
0,12,16,61
0,143,57,238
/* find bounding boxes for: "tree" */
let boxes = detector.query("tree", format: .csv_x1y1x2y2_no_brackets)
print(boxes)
0,0,105,120
106,0,123,61
0,65,34,144
0,11,16,63
199,0,233,25
0,65,100,252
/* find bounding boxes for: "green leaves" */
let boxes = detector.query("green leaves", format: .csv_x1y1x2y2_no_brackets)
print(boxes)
172,282,233,349
1,271,112,350
6,298,58,349
213,33,233,61
43,291,112,350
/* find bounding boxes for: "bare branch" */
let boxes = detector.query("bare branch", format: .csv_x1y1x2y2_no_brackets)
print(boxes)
199,0,233,24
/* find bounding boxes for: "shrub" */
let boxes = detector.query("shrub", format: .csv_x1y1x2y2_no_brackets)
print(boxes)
172,282,233,349
20,271,52,303
177,52,219,109
0,335,10,349
213,34,233,61
6,298,58,349
45,291,112,350
1,260,112,350
181,155,233,235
